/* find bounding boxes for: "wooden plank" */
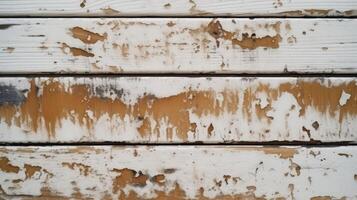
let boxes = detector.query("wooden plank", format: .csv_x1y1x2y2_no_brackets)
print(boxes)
0,0,356,17
1,18,357,74
1,146,357,199
0,77,356,143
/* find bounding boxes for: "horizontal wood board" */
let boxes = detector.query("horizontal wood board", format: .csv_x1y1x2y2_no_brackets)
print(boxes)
1,19,357,74
0,0,356,17
0,77,356,143
1,146,357,199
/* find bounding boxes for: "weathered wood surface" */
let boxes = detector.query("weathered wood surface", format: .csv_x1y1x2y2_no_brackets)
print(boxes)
0,0,356,17
1,19,357,74
0,77,356,143
1,146,357,199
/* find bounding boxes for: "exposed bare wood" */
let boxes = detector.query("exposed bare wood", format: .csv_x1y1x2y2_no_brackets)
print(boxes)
0,77,356,143
1,19,357,74
0,0,356,16
1,146,357,199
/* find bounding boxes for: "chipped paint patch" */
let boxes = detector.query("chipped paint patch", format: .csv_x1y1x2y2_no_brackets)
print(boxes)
206,19,281,49
24,164,42,179
112,168,148,193
0,157,19,173
62,162,91,176
70,27,107,44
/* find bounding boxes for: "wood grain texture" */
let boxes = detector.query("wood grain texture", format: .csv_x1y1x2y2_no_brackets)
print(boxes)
0,77,356,143
0,0,356,16
1,146,357,199
1,18,357,74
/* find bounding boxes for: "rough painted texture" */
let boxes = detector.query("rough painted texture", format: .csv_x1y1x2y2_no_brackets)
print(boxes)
0,77,356,143
0,0,356,16
1,18,357,74
1,146,357,199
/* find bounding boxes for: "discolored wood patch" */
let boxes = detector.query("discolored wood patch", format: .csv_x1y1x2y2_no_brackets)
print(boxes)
0,146,356,199
0,77,356,143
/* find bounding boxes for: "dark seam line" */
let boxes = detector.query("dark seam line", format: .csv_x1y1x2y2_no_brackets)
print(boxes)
0,141,356,147
0,73,356,78
0,16,356,19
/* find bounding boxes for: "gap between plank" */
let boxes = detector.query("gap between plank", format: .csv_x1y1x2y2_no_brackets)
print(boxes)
0,141,356,147
0,73,356,78
0,16,356,19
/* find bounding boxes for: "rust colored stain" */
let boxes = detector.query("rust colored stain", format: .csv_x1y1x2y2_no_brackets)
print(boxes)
62,162,91,176
0,79,239,139
260,147,297,159
112,168,148,193
134,89,238,140
24,164,42,179
244,81,357,123
70,27,107,44
61,43,94,57
0,157,20,173
206,19,281,49
151,174,165,186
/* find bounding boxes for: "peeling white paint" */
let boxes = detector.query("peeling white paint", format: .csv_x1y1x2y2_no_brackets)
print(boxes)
339,90,351,106
0,146,357,199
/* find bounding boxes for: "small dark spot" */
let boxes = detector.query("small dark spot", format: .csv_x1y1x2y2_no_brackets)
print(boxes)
312,121,319,130
302,31,306,35
302,126,311,138
207,123,214,136
80,0,86,8
164,3,171,8
163,168,176,174
337,153,351,158
27,35,45,37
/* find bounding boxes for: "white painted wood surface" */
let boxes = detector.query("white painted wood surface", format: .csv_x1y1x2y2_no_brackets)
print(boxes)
0,77,356,143
1,146,357,199
1,18,357,74
0,0,356,17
